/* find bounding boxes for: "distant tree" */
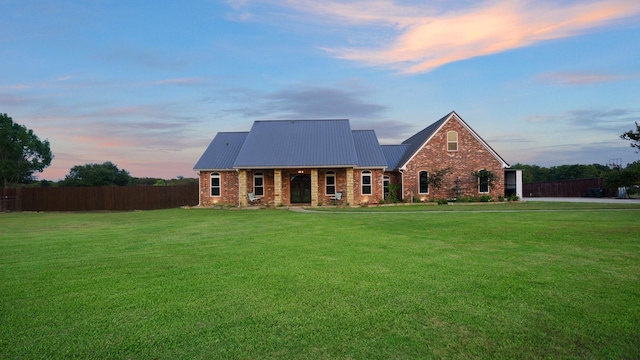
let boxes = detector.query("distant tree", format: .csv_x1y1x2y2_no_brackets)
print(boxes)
0,113,53,188
511,163,612,183
60,161,131,187
130,177,162,186
603,161,640,195
620,122,640,152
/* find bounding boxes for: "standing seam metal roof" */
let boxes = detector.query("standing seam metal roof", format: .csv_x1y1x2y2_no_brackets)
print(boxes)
381,144,411,170
193,132,248,170
233,119,359,167
351,130,388,168
397,111,452,168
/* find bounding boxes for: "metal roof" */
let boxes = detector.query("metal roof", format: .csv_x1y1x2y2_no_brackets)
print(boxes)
193,132,248,170
233,119,359,168
352,130,388,168
397,111,452,168
381,144,410,170
194,111,509,172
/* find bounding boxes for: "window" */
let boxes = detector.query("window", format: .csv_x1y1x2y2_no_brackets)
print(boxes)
478,173,490,193
383,176,390,199
447,131,458,151
325,171,336,195
419,171,429,194
361,170,372,195
210,172,221,197
253,172,264,196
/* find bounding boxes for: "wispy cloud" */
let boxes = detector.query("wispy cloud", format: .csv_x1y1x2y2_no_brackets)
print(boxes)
152,78,207,86
534,72,628,85
210,83,387,119
525,108,640,132
231,0,640,74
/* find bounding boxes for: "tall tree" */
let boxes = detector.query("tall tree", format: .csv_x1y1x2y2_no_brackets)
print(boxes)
60,161,131,187
620,122,640,152
0,113,52,188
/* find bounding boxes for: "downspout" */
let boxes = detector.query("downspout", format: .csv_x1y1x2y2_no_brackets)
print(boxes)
399,168,405,202
236,168,240,208
197,171,201,207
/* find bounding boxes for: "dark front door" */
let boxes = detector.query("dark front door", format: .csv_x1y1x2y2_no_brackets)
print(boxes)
290,174,311,203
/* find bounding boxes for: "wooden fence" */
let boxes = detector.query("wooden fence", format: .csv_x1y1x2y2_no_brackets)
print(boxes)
1,184,199,212
523,178,616,198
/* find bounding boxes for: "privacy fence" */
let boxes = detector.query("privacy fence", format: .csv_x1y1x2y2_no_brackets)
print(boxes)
1,184,199,212
523,178,616,198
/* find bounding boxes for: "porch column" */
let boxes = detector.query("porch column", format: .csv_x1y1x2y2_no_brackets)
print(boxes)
274,169,282,206
239,170,248,207
345,168,354,207
311,169,318,207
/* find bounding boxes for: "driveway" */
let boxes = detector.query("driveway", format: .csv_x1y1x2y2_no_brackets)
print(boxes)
524,197,639,204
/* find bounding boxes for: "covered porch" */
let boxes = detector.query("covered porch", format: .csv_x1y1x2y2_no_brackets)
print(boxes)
239,168,356,207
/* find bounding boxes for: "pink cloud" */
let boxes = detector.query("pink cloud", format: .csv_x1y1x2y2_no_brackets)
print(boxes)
152,77,205,86
534,72,628,85
248,0,640,73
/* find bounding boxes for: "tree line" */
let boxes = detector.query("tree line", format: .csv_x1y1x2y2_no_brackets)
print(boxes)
2,112,639,190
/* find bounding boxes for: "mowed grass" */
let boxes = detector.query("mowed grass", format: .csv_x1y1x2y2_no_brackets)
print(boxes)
1,203,639,359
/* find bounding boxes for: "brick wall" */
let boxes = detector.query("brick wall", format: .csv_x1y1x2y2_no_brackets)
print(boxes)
352,168,385,205
402,118,505,201
199,171,239,206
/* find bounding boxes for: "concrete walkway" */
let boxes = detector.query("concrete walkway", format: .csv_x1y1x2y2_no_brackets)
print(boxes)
524,197,639,204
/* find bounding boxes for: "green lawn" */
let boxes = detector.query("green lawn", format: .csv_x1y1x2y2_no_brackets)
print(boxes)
1,203,639,359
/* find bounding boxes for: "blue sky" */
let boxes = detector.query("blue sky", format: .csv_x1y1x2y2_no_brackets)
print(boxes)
2,0,639,180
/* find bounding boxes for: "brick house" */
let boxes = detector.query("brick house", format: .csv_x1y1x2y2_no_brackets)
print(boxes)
194,111,522,207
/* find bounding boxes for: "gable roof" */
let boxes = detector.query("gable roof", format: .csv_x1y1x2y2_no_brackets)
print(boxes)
233,119,359,168
193,132,248,170
398,111,509,169
396,112,451,169
381,144,411,170
193,111,509,172
351,130,388,168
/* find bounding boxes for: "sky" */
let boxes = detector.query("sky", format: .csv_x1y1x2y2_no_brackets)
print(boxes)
2,0,640,180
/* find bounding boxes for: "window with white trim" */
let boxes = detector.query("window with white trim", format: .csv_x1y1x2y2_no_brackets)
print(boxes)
383,176,390,199
210,172,221,197
325,171,336,195
253,172,264,196
447,131,458,151
361,170,372,195
478,172,490,193
419,171,429,194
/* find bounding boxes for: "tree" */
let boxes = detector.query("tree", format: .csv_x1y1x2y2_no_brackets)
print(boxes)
427,167,451,200
60,161,131,187
604,160,640,196
0,113,52,188
620,122,640,152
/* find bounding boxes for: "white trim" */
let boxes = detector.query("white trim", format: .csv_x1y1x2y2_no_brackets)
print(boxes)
418,170,429,194
447,130,458,151
400,112,509,169
361,170,372,195
477,169,490,194
210,172,221,197
325,171,336,195
253,171,264,197
383,175,390,199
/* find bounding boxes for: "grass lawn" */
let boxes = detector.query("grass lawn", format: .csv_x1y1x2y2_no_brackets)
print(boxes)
1,203,639,359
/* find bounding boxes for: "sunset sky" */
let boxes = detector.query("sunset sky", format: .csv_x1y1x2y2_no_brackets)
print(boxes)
2,0,640,180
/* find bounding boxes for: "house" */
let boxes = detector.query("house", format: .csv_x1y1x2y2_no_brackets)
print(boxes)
193,111,523,207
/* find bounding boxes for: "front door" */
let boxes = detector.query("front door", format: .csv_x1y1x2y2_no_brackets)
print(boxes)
290,174,311,203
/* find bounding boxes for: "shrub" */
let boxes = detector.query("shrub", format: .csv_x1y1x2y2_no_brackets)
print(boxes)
437,199,448,205
479,195,493,202
508,194,520,202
